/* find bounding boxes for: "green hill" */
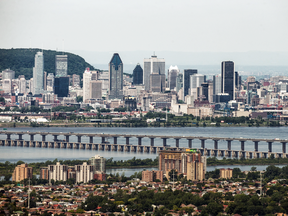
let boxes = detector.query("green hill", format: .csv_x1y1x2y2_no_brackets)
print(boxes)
0,48,97,80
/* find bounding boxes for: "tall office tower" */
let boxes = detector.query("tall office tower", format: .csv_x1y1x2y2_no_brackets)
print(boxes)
221,61,235,100
184,69,197,98
72,74,80,87
88,155,106,173
190,74,205,96
54,77,69,97
43,71,47,90
168,65,179,90
2,69,15,80
213,74,221,102
143,55,165,91
150,72,165,92
75,162,94,183
46,73,54,91
12,164,33,182
19,77,26,94
3,79,12,94
133,64,143,85
33,51,44,94
83,68,92,102
55,55,68,77
108,53,123,99
90,80,102,99
176,73,183,92
48,162,68,183
158,150,206,181
199,83,209,101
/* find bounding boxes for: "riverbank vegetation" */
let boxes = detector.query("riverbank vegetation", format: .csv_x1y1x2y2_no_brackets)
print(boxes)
207,155,288,166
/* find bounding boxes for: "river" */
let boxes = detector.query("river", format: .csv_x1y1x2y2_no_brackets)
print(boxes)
0,127,287,171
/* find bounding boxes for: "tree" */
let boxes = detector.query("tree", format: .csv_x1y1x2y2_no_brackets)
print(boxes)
251,166,257,171
76,96,83,103
168,169,178,181
205,202,223,216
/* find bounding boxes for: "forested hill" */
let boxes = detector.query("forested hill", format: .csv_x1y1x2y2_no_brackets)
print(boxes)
0,48,97,79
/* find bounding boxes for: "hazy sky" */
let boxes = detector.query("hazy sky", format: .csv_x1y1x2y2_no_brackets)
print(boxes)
1,0,288,65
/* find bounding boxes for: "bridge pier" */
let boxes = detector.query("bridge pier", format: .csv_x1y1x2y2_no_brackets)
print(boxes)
77,136,81,143
200,139,206,148
214,140,219,149
268,142,273,152
240,141,245,151
42,135,46,141
188,139,192,148
162,138,167,147
138,137,142,145
30,134,34,141
53,135,58,141
150,138,154,146
7,134,11,140
101,137,105,143
175,138,179,148
282,142,286,153
227,140,232,150
126,137,130,145
18,134,23,140
65,135,70,142
89,136,93,143
114,137,117,144
254,141,259,151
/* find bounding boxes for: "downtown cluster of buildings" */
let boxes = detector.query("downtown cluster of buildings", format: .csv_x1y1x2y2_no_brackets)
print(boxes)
1,51,288,120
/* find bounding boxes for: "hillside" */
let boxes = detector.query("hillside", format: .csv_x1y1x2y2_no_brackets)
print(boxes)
0,48,96,79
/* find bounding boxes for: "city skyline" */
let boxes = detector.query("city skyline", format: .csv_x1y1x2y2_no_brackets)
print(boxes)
0,0,287,66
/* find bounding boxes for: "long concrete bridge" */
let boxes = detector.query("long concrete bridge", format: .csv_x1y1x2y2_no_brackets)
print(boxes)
0,131,287,159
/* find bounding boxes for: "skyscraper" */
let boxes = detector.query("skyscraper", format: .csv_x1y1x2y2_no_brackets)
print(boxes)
33,51,44,94
54,77,69,97
48,162,68,183
213,74,222,102
168,65,179,91
2,69,15,80
184,69,197,98
55,55,68,77
221,61,235,100
90,80,102,99
143,55,165,91
88,155,106,173
132,64,143,85
83,68,92,103
176,73,183,92
190,74,205,96
108,53,123,99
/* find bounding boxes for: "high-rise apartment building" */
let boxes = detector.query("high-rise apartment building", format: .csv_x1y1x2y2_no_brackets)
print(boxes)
184,69,197,98
3,79,12,94
221,61,235,100
40,168,49,180
143,55,165,91
88,155,106,173
12,164,33,182
133,64,143,85
33,51,44,94
142,170,163,182
220,168,233,179
83,68,92,103
108,53,123,99
48,162,68,183
75,162,94,183
158,150,206,181
168,66,179,91
55,55,68,77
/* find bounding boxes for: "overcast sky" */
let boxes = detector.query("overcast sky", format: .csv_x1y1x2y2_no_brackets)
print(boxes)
0,0,288,66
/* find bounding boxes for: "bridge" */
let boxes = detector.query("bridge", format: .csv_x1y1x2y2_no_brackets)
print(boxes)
0,131,287,159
